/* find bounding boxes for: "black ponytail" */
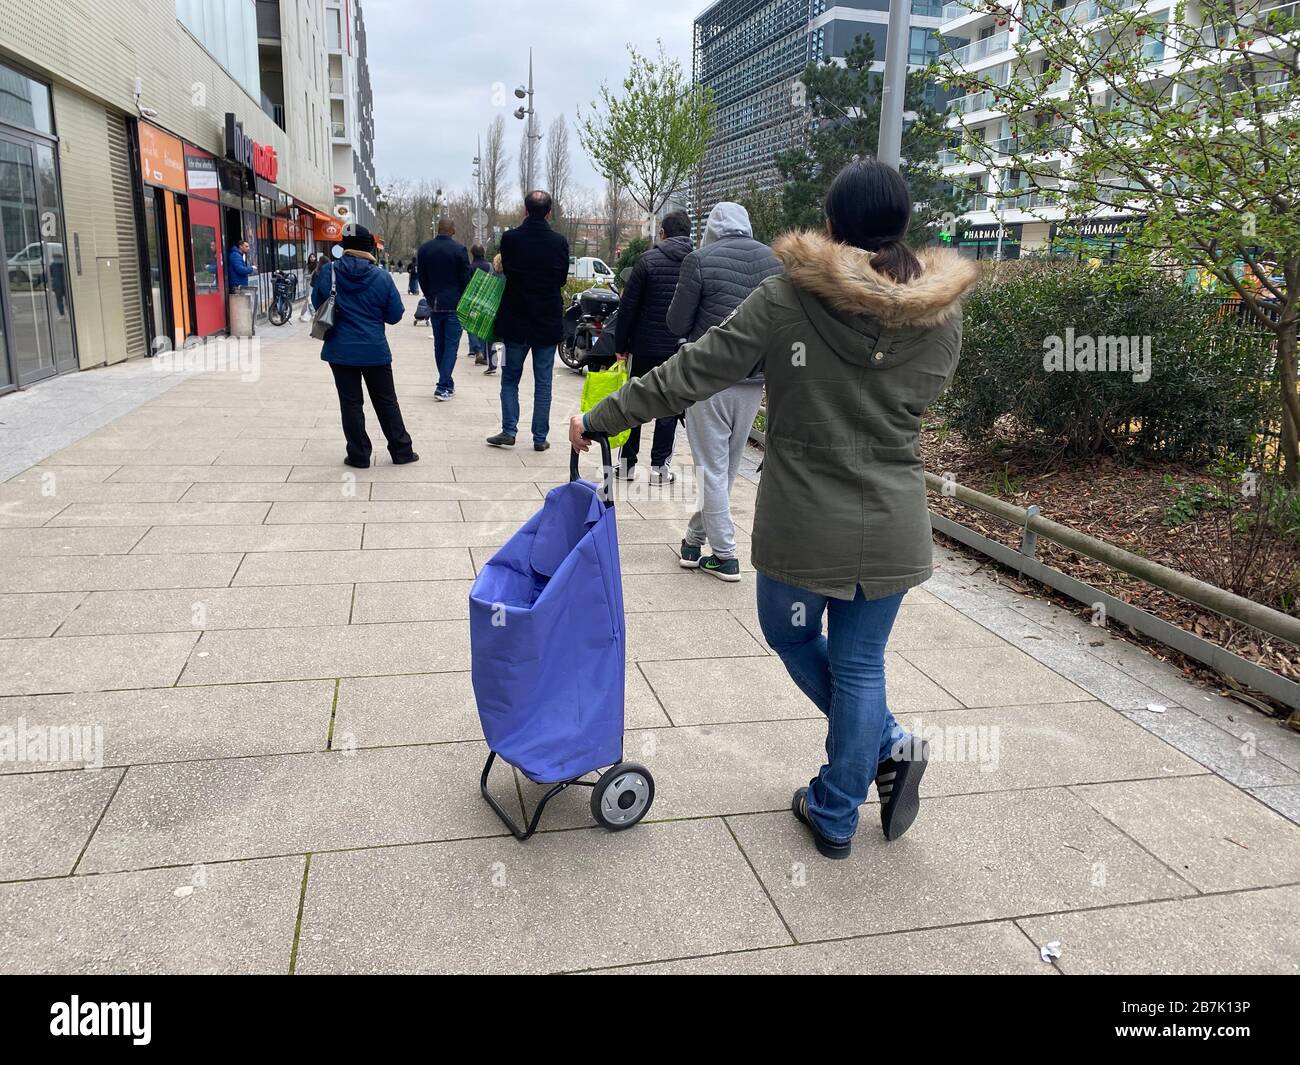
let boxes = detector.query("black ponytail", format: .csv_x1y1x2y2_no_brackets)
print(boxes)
824,160,923,285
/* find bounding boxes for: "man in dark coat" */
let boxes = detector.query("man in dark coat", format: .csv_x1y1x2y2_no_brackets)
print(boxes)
416,218,472,400
613,209,693,481
487,190,570,452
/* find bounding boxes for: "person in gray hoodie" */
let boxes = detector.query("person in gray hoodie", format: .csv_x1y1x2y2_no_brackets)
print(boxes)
666,202,782,581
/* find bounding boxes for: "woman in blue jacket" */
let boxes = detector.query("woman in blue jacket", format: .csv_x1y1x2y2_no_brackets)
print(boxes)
312,225,419,468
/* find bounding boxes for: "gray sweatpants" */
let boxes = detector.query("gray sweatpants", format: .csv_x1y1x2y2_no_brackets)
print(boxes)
684,380,763,560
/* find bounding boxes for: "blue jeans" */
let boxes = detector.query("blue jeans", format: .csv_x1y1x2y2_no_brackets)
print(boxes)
500,342,556,444
468,332,487,356
756,573,909,843
431,312,462,392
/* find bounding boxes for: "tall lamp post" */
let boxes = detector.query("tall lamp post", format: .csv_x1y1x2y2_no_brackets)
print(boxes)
514,49,542,193
472,138,485,246
877,0,911,170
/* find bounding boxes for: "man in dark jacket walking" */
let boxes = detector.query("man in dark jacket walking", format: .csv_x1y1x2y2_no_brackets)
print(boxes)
416,218,472,400
312,224,418,469
666,201,781,580
487,190,570,451
614,209,693,481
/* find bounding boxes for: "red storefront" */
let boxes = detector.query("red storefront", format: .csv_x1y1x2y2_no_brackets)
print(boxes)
183,145,225,336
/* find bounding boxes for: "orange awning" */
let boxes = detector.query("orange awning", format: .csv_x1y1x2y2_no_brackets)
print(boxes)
313,212,344,242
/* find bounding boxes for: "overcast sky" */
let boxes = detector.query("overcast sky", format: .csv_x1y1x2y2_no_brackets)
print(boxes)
365,0,704,201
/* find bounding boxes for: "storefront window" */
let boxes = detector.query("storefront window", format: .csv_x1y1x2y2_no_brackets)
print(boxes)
191,223,219,293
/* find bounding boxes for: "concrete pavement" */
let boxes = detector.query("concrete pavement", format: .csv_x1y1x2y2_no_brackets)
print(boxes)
1,290,1298,974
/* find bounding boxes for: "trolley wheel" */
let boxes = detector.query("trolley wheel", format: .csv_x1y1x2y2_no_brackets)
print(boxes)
590,762,654,831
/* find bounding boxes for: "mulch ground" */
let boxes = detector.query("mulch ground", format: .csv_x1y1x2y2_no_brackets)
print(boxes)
918,421,1300,723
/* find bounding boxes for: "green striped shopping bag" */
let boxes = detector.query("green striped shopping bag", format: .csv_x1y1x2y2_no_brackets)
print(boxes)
456,269,506,342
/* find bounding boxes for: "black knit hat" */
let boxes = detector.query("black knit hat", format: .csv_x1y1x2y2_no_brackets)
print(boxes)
340,223,375,253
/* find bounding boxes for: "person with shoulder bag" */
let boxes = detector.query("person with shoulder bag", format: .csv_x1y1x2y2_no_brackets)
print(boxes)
313,226,419,469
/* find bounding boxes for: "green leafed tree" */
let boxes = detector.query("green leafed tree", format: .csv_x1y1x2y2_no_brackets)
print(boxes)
936,0,1300,484
773,33,965,245
577,42,716,219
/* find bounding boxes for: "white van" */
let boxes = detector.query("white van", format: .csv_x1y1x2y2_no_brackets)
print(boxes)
568,256,614,281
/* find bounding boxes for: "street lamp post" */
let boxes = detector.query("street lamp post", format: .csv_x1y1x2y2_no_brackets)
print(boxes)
472,137,485,246
878,0,911,170
514,49,543,193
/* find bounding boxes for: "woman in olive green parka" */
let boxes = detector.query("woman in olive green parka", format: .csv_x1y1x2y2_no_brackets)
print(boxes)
573,161,979,857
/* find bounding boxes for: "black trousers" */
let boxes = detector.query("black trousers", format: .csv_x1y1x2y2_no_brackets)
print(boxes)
329,363,415,464
620,355,679,468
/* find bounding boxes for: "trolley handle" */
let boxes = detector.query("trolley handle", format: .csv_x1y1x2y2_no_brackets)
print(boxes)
570,431,615,507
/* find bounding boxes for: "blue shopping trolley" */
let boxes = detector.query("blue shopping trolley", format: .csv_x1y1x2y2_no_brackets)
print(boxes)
469,433,655,840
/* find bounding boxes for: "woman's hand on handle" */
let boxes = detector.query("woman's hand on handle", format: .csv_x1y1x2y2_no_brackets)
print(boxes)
569,415,591,453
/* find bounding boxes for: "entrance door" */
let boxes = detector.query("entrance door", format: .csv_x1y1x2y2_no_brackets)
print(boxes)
163,189,192,347
141,190,168,351
0,135,57,385
34,142,76,374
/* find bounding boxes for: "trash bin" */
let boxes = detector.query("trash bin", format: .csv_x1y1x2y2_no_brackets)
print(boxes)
227,290,255,337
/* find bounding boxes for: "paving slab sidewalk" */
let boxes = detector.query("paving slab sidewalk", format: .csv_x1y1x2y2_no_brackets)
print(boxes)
1,296,1297,975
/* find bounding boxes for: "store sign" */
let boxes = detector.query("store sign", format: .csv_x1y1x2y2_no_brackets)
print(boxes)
139,123,186,193
960,223,1021,243
314,215,344,241
185,153,219,192
224,113,279,184
1051,216,1145,241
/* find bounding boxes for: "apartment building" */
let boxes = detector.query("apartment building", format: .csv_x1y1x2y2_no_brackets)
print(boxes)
692,0,950,209
934,0,1268,258
325,0,377,230
0,1,368,395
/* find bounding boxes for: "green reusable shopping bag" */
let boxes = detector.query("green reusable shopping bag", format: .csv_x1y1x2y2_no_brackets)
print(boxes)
580,361,631,449
456,269,505,342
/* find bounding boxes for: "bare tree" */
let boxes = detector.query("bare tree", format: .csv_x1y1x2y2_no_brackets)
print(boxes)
483,115,510,242
545,114,573,227
603,175,627,262
518,124,541,202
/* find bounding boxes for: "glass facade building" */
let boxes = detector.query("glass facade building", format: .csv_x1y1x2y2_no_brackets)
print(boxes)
693,0,953,207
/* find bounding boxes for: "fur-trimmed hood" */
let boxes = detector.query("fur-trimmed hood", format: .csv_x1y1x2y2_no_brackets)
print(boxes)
773,229,979,329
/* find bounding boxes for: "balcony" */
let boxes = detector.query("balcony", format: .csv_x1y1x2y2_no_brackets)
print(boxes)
911,0,946,15
329,77,344,95
948,88,995,114
944,30,1011,67
941,1,973,21
331,121,346,138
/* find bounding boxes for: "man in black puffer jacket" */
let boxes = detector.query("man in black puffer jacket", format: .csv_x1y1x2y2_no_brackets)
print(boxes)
613,209,693,482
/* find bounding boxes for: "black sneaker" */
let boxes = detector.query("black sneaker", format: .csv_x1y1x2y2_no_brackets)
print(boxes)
699,554,741,582
344,456,370,469
534,441,550,452
791,787,851,860
876,739,930,841
434,389,452,402
392,452,420,465
679,540,702,569
484,366,497,375
486,433,516,447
